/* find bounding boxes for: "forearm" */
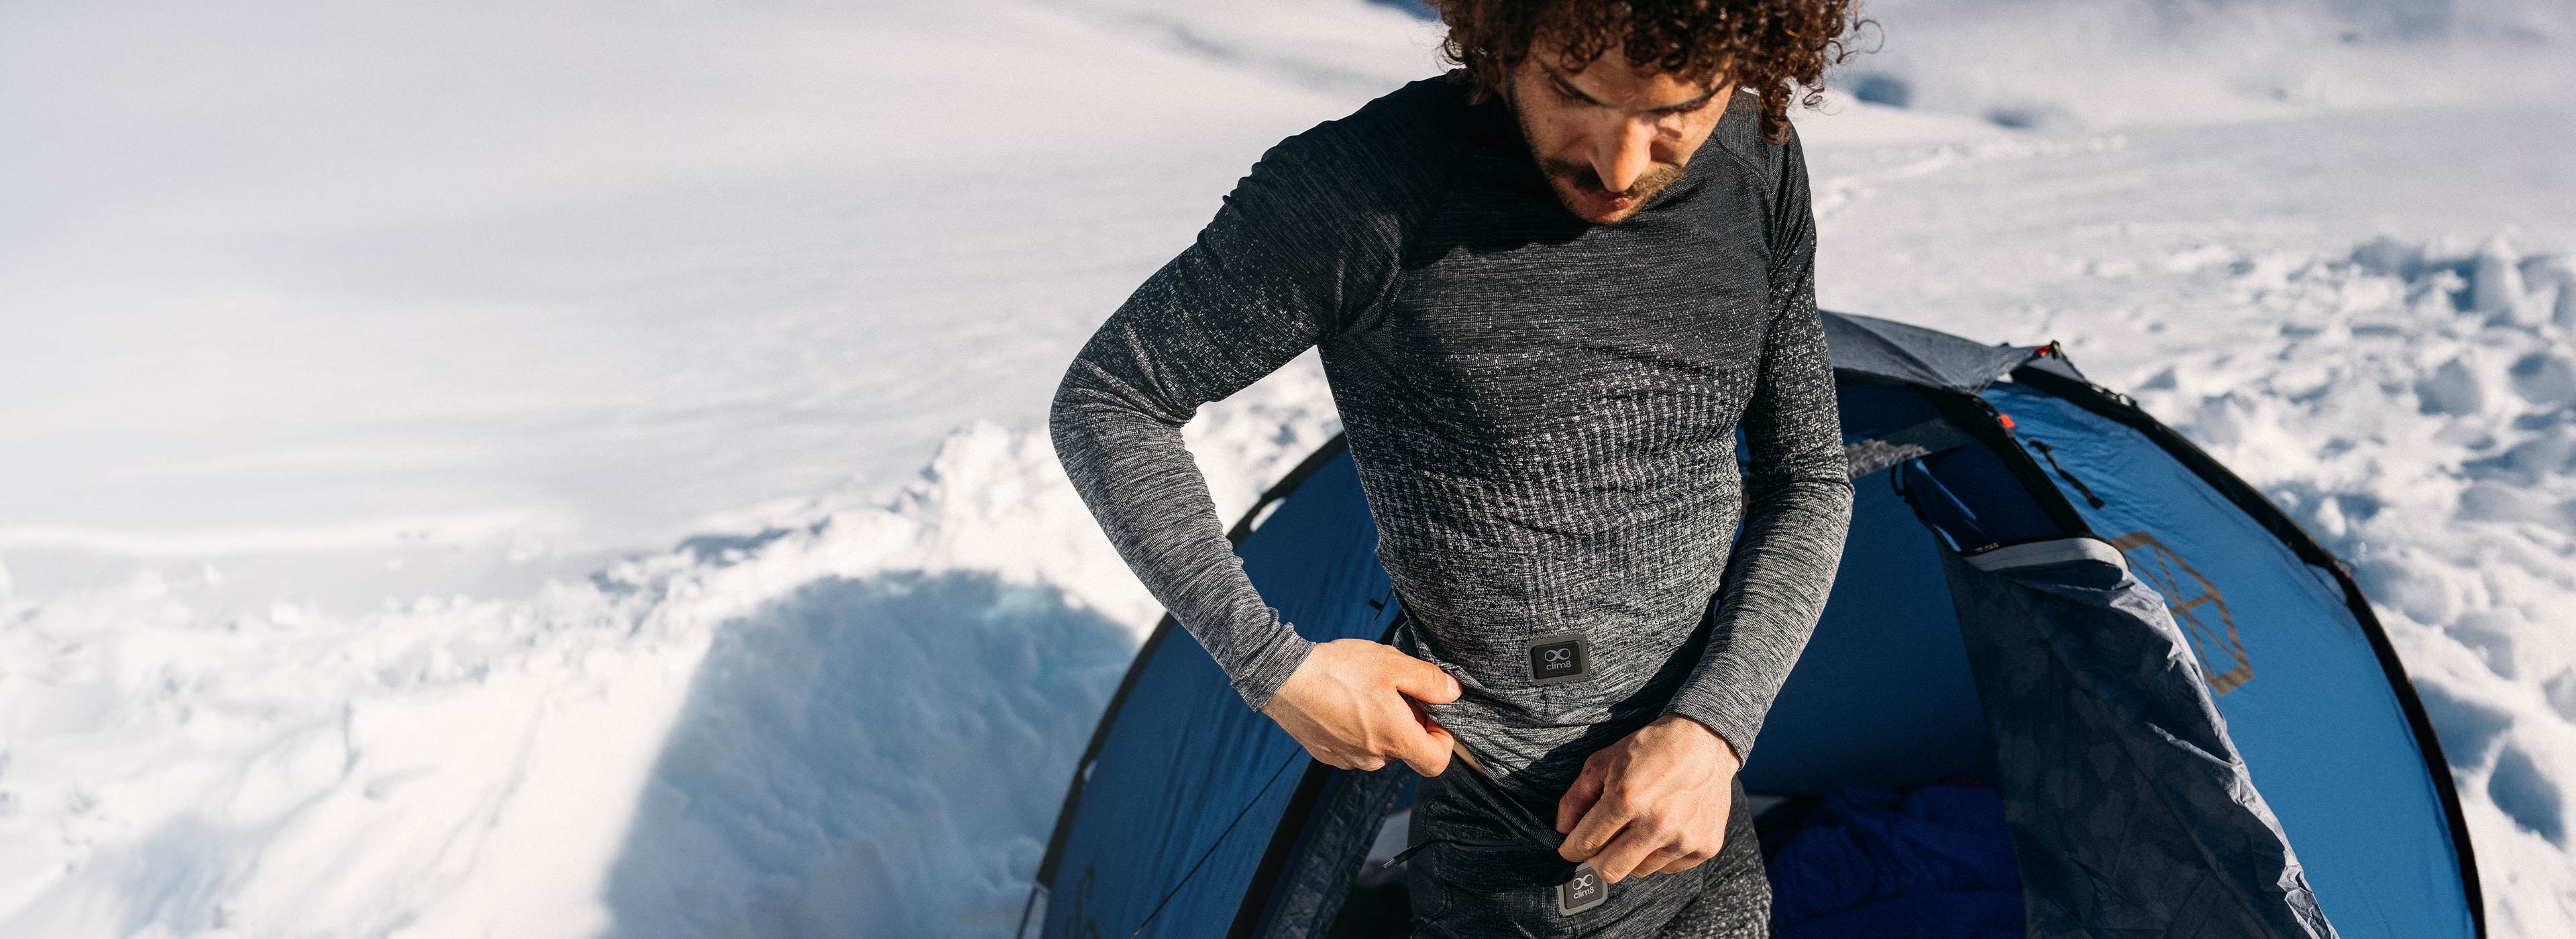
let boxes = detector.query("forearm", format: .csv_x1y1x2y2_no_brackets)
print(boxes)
1038,104,1415,713
1050,363,1317,712
1662,464,1853,761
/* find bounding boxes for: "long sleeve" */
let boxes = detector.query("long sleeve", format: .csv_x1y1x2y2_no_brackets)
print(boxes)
1049,121,1411,713
1661,129,1857,763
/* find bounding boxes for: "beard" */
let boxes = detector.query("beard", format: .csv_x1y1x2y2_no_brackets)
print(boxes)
1504,85,1686,220
1541,154,1682,207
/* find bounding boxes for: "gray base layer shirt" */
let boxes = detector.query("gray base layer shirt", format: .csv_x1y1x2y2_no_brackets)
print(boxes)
1049,69,1854,818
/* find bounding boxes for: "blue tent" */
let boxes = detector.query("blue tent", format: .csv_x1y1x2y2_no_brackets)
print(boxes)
1017,311,2483,939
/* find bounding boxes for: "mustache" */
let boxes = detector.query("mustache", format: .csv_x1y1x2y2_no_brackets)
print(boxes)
1539,157,1682,199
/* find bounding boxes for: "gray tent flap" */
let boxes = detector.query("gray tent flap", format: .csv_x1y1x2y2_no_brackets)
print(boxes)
1820,311,2044,392
1254,765,1414,937
1938,538,2337,939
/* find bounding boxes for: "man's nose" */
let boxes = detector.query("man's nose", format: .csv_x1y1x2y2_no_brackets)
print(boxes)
1590,117,1658,194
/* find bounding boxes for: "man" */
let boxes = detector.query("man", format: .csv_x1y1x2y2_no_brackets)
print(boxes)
1050,1,1860,934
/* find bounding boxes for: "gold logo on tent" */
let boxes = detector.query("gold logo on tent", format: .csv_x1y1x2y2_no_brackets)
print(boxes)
2109,531,2253,695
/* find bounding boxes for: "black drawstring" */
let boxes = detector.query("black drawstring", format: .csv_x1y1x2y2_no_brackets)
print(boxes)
2026,439,2108,508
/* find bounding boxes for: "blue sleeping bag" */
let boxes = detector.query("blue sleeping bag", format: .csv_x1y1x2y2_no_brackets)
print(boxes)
1763,780,2024,939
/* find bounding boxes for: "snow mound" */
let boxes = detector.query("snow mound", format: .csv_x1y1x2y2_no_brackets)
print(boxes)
1834,0,2576,128
0,359,1340,936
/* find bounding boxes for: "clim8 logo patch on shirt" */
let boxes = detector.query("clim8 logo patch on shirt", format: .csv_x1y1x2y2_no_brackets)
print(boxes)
1523,631,1591,685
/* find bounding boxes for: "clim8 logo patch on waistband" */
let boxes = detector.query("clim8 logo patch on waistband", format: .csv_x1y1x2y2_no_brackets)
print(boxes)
1558,860,1608,915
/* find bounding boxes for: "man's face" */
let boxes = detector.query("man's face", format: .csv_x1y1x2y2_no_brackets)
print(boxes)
1502,34,1734,225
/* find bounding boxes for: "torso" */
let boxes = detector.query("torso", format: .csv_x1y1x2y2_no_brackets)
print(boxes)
1309,77,1797,807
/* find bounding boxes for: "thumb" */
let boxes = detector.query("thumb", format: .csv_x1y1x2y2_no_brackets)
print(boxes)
1401,719,1455,777
1391,659,1462,704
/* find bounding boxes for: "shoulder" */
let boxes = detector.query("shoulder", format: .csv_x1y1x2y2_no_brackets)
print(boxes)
1191,75,1474,331
1234,73,1477,227
1269,72,1476,173
1698,89,1812,264
1701,88,1805,202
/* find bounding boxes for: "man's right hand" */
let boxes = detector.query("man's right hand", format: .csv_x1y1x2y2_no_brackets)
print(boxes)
1259,639,1463,776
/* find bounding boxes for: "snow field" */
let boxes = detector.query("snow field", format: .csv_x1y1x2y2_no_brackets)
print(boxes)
0,365,1340,936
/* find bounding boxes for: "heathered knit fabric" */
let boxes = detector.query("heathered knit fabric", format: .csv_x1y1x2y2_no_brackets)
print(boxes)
1049,70,1854,816
1402,745,1770,937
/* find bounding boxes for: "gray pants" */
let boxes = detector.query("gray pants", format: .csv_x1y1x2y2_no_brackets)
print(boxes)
1402,755,1770,938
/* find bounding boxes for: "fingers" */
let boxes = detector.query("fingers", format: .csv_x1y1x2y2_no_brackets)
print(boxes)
1650,833,1721,876
1631,848,1682,879
1303,679,1459,777
1558,782,1632,864
1388,657,1462,704
1283,647,1474,777
1401,720,1455,777
1586,827,1670,883
1395,693,1455,776
1633,822,1725,879
1591,823,1718,883
1337,748,1390,771
1637,845,1696,877
1556,764,1605,835
1314,746,1387,771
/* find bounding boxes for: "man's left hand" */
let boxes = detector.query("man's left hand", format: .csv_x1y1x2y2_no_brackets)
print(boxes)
1554,713,1741,883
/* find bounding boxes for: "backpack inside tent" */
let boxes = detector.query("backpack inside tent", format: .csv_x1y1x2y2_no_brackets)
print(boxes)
1016,311,2484,939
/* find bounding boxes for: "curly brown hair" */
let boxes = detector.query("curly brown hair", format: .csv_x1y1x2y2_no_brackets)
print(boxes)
1434,0,1872,146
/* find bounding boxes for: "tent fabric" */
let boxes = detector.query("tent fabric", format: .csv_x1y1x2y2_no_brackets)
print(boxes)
1250,757,1415,936
1841,417,1977,478
1936,538,2336,939
1780,889,2024,939
1979,382,2481,938
1819,311,2045,392
1738,478,1989,793
1031,445,1400,939
1764,781,2022,939
1024,315,2481,939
